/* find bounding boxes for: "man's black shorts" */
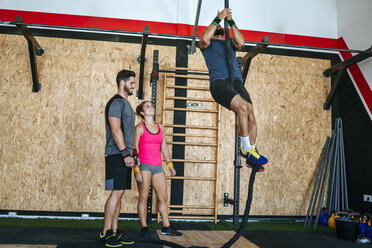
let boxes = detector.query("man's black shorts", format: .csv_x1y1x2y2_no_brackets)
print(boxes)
210,79,252,109
105,154,132,190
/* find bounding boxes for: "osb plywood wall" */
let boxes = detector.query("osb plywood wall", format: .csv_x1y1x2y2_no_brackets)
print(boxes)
184,49,331,216
0,33,331,216
0,34,175,212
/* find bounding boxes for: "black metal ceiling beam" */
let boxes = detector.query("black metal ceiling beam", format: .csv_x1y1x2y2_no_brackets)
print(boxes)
243,36,269,62
323,47,372,77
15,16,44,56
241,36,269,81
15,15,43,92
137,26,149,100
323,46,372,110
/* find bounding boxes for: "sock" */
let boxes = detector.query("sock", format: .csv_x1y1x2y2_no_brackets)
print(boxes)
240,136,251,152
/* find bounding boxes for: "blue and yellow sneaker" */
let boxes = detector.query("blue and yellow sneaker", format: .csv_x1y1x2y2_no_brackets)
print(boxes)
245,160,265,172
240,146,268,167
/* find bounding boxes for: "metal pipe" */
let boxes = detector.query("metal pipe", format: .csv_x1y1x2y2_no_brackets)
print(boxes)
304,137,330,227
314,129,336,229
334,121,340,211
328,119,339,213
339,119,349,209
224,0,235,90
189,0,202,54
338,120,345,211
2,21,372,55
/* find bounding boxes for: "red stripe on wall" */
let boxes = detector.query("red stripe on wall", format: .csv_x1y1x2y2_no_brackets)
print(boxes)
338,37,372,115
1,8,338,48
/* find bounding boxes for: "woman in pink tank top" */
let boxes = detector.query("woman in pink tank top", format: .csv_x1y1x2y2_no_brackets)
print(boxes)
133,101,181,236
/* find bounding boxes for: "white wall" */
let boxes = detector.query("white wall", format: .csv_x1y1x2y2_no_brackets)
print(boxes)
337,0,372,89
194,0,338,38
1,0,338,38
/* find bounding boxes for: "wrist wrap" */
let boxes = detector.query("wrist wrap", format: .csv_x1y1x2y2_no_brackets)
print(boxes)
167,161,174,169
120,148,131,158
212,16,221,27
227,19,236,28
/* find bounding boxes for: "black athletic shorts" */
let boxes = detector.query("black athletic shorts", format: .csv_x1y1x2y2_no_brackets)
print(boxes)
105,154,132,190
210,79,252,109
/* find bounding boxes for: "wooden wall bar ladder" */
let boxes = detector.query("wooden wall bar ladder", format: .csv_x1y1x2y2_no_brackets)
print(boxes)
157,67,221,223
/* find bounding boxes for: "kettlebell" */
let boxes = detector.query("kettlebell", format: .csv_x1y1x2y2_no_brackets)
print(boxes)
360,216,368,236
328,210,339,229
367,214,372,239
319,207,329,226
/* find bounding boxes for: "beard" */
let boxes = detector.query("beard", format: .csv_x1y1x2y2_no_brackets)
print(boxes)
214,28,224,36
124,84,133,95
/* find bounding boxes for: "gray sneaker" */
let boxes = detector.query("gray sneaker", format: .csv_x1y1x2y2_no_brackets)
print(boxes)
140,227,150,237
161,226,182,236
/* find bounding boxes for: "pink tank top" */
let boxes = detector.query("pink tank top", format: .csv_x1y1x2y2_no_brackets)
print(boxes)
138,121,163,166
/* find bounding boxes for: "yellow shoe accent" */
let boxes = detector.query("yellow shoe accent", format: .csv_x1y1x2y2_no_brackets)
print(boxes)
246,147,260,159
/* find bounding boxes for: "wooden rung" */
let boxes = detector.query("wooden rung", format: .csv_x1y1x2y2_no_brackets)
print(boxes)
165,74,209,80
165,96,215,102
167,141,217,147
171,67,209,73
164,107,218,113
166,85,209,91
169,210,213,214
164,124,217,130
166,176,216,181
167,216,215,220
165,133,217,138
169,159,217,164
168,205,215,209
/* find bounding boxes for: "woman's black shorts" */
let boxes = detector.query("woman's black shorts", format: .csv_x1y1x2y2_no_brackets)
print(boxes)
209,79,252,109
105,154,132,190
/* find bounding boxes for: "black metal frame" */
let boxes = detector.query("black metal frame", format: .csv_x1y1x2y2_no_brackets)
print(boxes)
15,15,44,92
223,57,243,225
145,50,160,223
137,26,149,100
323,46,372,110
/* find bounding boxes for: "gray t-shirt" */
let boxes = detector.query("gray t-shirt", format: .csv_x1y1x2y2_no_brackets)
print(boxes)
105,95,135,156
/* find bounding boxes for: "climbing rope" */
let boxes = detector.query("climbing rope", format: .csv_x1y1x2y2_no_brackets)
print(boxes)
134,165,258,248
221,166,258,247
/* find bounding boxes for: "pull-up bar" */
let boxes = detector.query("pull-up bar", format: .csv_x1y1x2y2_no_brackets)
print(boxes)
1,20,372,55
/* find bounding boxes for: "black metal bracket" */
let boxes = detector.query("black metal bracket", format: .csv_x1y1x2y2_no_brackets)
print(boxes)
224,193,234,207
323,46,372,110
15,15,44,92
323,67,347,110
241,36,269,82
136,26,149,100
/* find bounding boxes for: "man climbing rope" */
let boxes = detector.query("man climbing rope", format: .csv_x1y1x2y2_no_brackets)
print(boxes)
199,8,268,171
